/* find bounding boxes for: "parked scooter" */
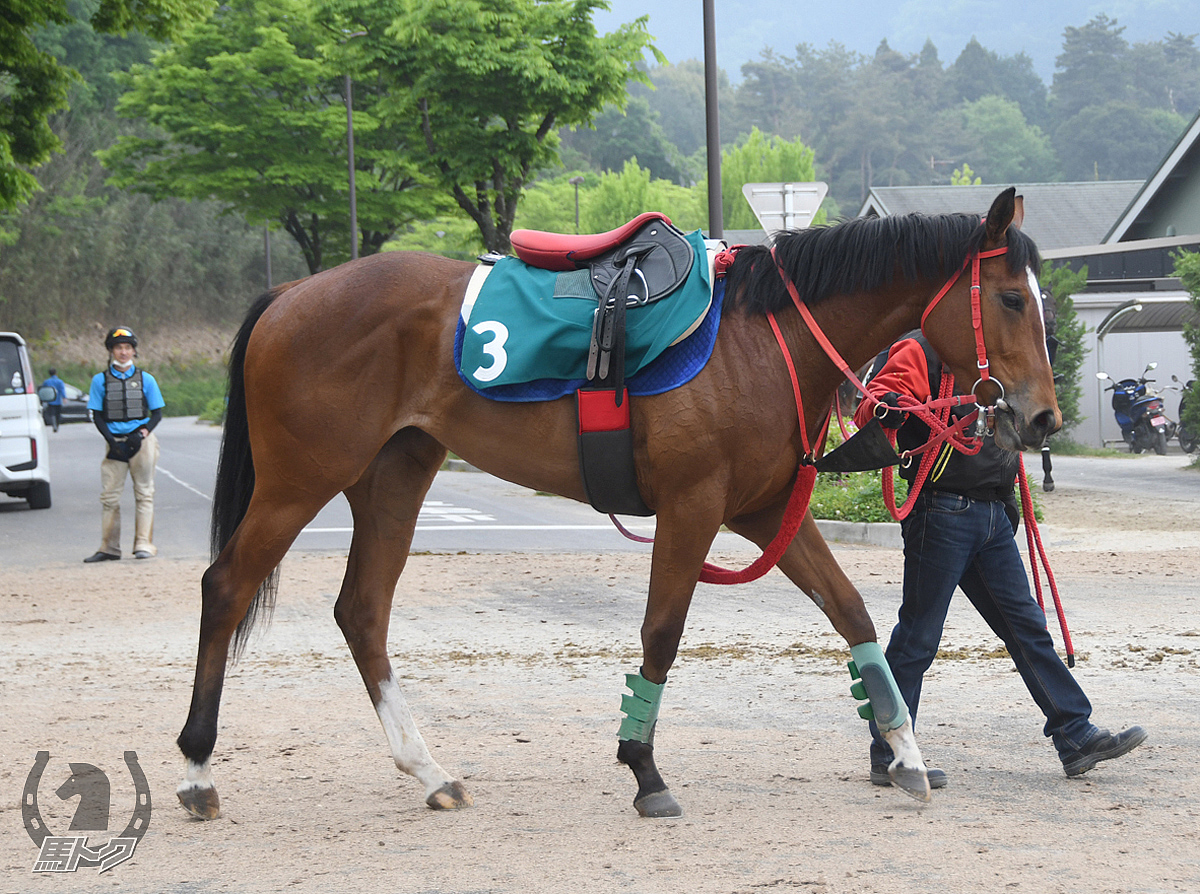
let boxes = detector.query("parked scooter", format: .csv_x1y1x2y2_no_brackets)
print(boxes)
1097,362,1176,455
1174,374,1198,454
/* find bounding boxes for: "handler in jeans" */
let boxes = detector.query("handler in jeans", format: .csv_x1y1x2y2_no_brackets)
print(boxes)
854,330,1146,787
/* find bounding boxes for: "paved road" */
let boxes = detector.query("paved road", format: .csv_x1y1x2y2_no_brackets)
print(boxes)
1045,450,1200,502
0,417,674,567
3,416,1198,568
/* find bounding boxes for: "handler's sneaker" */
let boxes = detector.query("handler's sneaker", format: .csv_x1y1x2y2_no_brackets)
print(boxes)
1062,726,1147,777
870,765,947,789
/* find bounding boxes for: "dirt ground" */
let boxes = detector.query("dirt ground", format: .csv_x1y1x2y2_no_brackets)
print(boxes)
3,485,1200,894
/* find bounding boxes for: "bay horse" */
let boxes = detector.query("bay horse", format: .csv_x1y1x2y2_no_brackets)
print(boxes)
176,187,1058,820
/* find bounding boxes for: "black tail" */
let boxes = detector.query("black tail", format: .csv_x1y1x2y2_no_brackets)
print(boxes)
212,291,279,661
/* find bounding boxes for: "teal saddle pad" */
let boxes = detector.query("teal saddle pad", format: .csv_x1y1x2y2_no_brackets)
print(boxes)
457,229,712,391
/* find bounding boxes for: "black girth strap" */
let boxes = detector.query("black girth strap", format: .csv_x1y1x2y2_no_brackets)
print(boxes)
577,388,654,517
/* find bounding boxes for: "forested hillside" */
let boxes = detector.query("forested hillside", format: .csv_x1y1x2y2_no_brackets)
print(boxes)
1,4,1197,338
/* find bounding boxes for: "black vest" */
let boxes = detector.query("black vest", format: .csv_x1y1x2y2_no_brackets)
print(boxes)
884,333,1019,502
103,368,149,423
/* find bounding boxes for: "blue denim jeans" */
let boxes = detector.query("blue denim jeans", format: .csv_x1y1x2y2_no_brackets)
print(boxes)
870,490,1096,767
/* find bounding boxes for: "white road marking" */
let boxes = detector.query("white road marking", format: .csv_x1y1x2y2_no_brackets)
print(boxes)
302,523,657,533
152,480,652,536
158,466,212,500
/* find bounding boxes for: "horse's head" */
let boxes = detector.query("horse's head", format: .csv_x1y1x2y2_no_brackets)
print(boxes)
923,187,1061,451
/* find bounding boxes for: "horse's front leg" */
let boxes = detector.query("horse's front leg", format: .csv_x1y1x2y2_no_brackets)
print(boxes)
728,508,930,801
617,501,724,818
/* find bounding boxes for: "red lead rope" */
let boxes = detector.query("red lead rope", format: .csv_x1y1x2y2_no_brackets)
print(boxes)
1018,454,1075,666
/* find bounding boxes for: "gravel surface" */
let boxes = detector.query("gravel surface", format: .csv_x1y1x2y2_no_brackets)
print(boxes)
2,463,1198,893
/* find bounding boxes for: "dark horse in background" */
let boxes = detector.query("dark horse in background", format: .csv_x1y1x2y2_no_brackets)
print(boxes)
176,188,1058,820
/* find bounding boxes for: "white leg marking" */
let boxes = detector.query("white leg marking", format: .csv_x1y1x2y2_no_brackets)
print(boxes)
376,675,455,798
882,717,931,800
177,758,214,795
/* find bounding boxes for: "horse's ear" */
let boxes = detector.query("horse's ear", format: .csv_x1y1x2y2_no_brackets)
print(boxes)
1011,194,1025,230
984,187,1018,243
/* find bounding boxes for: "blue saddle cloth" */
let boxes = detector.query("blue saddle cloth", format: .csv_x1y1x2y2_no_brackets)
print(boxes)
454,279,725,402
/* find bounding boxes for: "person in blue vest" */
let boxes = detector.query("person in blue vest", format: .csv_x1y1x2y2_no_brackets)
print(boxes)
40,368,66,432
84,326,165,562
853,330,1146,788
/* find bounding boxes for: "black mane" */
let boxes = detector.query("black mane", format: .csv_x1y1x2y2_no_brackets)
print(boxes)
722,212,1041,316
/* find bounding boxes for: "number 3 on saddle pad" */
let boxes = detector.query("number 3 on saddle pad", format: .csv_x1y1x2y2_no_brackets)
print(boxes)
457,229,712,391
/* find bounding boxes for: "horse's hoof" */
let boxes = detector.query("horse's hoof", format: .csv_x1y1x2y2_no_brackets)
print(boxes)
889,764,932,803
634,789,682,818
426,780,473,810
177,785,221,819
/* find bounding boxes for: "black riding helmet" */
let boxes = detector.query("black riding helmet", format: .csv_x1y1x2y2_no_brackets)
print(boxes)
104,326,138,350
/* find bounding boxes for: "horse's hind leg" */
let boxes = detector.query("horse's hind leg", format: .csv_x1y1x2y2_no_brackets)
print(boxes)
334,428,471,810
177,488,332,818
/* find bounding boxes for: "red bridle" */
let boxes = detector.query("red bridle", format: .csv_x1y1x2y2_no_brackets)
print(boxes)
919,244,1010,411
767,243,1010,455
609,242,1012,586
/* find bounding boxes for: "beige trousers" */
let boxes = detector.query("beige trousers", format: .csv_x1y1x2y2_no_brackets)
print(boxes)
98,432,160,557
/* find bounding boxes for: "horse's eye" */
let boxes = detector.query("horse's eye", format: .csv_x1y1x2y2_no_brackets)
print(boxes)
1000,291,1024,311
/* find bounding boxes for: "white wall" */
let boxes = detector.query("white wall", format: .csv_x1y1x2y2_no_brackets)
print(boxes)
1072,291,1194,447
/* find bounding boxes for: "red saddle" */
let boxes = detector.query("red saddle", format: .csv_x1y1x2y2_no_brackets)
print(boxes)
510,212,673,271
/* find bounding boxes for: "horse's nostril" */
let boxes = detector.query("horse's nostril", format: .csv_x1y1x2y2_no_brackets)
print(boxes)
1033,408,1060,439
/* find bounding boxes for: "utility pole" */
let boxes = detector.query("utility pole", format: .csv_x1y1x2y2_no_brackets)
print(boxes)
703,0,722,238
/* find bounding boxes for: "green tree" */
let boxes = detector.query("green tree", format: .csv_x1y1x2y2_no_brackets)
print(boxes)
583,158,702,233
825,41,928,206
327,0,661,254
705,127,822,230
1129,33,1200,116
1055,102,1186,181
99,0,441,274
950,96,1058,183
732,48,804,142
637,60,728,158
948,38,1048,128
513,171,595,234
1042,263,1089,433
1175,250,1200,445
32,2,159,115
1051,14,1130,120
0,0,213,212
559,96,685,183
789,41,862,153
950,163,981,185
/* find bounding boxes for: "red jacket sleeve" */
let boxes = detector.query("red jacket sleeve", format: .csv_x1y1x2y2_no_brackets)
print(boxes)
852,338,932,430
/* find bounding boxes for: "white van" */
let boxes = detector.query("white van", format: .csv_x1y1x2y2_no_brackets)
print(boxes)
0,332,51,509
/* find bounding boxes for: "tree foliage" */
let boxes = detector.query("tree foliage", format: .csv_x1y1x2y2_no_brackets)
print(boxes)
1042,263,1090,433
706,127,822,230
0,0,213,212
99,0,441,273
583,159,702,233
559,95,687,184
1175,250,1200,442
321,0,661,253
0,109,307,332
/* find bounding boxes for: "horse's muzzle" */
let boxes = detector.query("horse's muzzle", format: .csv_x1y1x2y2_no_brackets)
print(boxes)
994,402,1059,451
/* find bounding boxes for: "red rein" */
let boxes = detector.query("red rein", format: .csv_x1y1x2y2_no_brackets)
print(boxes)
612,240,1074,662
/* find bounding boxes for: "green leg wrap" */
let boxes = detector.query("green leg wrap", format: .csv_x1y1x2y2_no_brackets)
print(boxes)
848,642,909,732
618,671,665,743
